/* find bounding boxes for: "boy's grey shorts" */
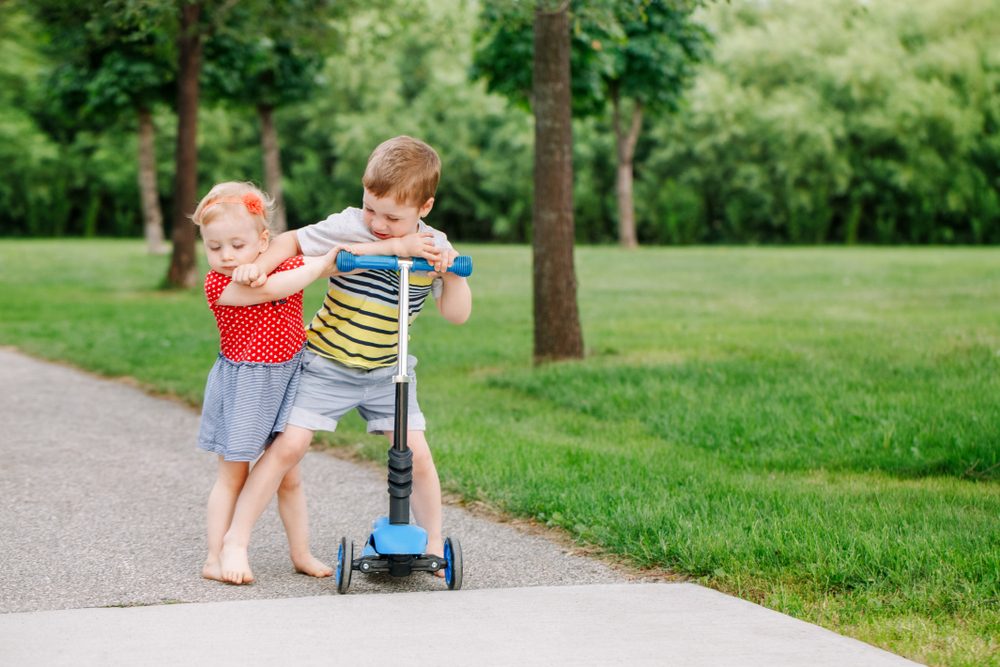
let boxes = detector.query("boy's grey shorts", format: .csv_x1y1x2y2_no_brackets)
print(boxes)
287,350,426,434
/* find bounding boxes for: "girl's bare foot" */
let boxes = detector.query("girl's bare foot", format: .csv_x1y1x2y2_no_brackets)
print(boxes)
292,553,333,578
202,560,225,582
220,543,254,584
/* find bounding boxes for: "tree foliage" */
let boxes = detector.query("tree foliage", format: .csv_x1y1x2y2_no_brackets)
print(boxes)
33,1,176,130
473,0,710,246
1,0,998,245
4,1,176,243
472,2,710,119
200,0,365,109
639,0,1000,244
200,1,340,231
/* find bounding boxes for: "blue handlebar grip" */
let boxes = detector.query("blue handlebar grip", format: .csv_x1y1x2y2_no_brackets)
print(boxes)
336,251,473,277
336,252,399,273
411,256,473,277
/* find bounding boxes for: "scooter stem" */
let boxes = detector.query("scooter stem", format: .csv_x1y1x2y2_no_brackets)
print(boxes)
388,260,414,524
394,261,411,384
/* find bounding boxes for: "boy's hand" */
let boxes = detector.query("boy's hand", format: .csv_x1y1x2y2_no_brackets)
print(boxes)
232,263,267,287
428,248,460,277
398,232,439,262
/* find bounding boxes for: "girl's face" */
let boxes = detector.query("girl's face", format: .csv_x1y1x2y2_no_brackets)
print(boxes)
200,215,269,276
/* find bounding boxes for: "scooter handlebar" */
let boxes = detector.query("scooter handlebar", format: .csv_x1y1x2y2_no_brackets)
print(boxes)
336,251,473,277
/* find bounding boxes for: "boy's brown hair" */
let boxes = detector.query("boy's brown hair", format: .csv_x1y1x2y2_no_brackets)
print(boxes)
362,136,441,208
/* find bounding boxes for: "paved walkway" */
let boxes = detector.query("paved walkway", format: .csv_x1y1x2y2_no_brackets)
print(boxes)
0,348,919,665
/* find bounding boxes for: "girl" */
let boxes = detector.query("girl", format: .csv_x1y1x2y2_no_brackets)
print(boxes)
193,182,337,584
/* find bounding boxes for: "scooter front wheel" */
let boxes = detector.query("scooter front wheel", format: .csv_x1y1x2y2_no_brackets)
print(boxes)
336,537,353,594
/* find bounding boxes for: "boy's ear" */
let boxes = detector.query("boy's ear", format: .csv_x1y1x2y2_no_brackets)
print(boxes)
418,197,435,218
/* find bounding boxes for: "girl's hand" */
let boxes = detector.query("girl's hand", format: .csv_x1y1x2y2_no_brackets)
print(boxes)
329,244,366,274
233,263,267,287
320,247,342,277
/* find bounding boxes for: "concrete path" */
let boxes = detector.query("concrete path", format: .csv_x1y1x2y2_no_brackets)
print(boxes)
0,348,919,665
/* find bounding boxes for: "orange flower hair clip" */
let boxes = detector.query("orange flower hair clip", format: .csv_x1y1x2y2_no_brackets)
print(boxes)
242,193,265,216
203,193,266,217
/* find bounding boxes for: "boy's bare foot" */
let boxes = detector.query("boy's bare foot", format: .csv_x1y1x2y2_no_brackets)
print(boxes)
202,560,225,582
220,544,254,584
292,553,333,578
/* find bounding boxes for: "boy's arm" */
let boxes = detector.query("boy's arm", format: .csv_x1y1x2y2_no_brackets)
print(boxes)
435,270,472,325
343,232,441,265
232,230,302,287
217,249,337,307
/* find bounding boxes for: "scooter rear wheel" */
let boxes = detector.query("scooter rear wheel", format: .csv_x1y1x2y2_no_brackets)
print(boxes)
444,536,462,590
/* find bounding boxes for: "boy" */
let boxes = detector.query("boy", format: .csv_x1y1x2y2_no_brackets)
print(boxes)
218,136,472,584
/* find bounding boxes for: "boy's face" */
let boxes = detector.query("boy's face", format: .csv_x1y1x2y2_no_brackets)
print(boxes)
362,188,434,239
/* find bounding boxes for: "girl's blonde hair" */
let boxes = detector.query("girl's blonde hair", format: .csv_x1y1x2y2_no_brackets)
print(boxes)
191,181,274,231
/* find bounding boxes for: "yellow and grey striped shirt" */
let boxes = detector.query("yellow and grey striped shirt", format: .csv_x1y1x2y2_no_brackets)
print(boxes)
296,207,450,370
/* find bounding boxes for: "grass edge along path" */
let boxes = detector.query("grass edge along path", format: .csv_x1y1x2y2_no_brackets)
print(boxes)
416,378,999,667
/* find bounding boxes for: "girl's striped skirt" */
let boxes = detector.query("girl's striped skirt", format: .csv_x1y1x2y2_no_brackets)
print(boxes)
197,348,304,462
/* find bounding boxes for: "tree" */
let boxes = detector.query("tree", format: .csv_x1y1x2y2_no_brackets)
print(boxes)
474,0,709,247
469,0,584,361
166,0,360,286
202,2,338,232
639,0,1000,244
27,1,176,253
602,1,709,247
533,1,584,362
468,0,585,362
165,0,203,288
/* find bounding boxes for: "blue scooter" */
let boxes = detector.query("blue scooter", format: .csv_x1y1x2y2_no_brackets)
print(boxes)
333,250,472,593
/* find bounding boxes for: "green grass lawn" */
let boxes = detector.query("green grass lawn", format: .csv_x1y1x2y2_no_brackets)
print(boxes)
1,240,997,666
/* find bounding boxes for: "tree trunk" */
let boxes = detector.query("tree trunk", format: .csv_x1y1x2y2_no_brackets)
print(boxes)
612,90,642,249
532,2,583,364
166,1,203,289
137,107,167,255
259,104,287,232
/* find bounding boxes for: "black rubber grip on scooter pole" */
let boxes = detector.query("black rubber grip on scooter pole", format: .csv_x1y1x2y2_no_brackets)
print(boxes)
387,448,413,524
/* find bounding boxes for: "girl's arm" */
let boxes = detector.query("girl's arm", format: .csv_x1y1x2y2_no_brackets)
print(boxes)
217,250,337,307
236,231,438,286
232,230,302,288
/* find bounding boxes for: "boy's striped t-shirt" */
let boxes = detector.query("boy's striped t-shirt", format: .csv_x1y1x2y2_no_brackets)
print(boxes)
305,268,435,370
295,206,451,371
